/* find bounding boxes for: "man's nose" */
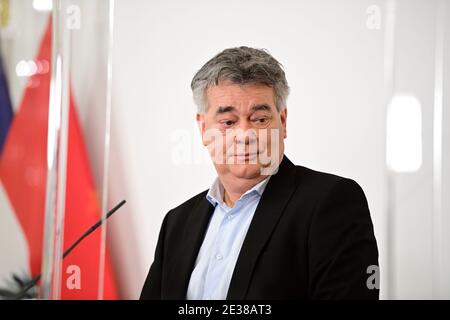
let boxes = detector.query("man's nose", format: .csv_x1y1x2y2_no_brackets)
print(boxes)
234,121,257,145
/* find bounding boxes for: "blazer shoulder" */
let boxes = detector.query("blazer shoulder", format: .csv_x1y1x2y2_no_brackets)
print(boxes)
292,165,366,200
294,164,347,187
165,188,209,221
172,189,208,211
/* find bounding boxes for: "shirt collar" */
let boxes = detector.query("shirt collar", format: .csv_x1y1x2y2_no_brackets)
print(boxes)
206,176,271,207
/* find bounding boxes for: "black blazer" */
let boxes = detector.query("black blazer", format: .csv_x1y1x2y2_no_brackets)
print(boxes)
140,155,379,300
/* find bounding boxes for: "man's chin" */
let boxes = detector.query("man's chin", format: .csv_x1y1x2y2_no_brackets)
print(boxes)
226,163,263,179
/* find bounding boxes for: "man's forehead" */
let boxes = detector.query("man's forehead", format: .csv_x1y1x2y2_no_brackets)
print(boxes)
206,83,276,112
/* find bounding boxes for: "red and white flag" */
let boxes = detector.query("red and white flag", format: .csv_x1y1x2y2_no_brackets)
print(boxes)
0,20,118,299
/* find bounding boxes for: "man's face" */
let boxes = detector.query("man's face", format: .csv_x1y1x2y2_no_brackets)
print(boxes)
196,80,287,180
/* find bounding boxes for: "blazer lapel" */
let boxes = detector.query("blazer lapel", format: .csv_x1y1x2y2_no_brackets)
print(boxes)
226,155,297,299
164,196,215,299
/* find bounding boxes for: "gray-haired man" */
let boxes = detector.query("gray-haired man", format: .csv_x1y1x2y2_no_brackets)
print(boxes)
140,47,379,300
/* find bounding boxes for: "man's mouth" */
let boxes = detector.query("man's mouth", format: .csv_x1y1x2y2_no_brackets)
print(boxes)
235,150,259,156
233,152,259,162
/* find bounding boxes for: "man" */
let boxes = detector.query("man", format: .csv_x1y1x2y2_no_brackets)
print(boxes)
140,46,379,300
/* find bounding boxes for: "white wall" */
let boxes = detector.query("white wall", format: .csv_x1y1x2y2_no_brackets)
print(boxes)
109,0,389,299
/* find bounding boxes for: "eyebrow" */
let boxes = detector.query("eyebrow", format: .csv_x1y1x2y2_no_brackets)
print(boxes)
215,106,236,115
215,104,272,116
250,104,271,112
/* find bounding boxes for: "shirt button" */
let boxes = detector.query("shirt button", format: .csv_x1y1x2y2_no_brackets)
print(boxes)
216,254,223,260
227,215,234,220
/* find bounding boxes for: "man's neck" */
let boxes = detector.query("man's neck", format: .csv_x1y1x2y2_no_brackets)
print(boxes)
220,175,268,208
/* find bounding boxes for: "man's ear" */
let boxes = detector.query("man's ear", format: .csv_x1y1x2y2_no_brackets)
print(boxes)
196,113,207,146
280,108,287,139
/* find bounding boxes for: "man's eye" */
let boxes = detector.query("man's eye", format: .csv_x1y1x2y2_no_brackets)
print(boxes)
252,118,268,124
220,120,235,127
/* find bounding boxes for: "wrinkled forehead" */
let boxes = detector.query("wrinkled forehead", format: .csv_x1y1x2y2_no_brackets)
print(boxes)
205,81,277,115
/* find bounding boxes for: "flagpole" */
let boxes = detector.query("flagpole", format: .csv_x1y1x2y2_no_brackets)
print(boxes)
383,0,397,300
41,0,70,300
97,0,115,300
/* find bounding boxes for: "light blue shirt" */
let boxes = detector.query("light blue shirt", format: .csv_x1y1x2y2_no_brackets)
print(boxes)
186,176,270,300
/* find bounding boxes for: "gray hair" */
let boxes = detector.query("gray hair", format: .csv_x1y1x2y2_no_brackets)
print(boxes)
191,46,290,113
